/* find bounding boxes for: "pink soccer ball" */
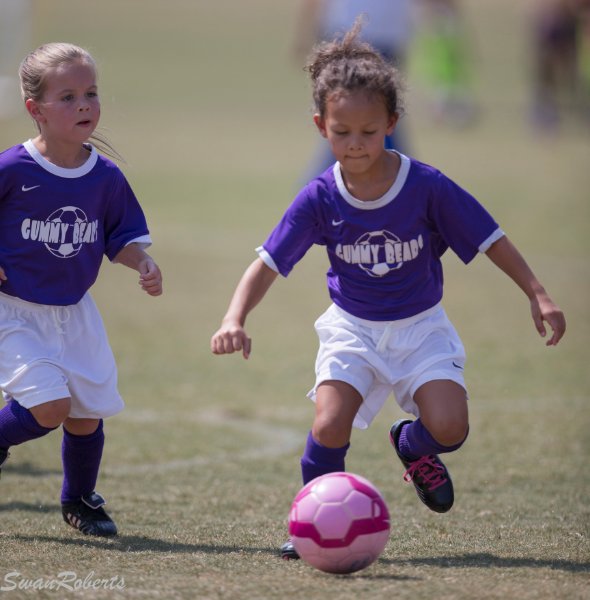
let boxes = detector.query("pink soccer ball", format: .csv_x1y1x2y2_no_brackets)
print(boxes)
288,472,390,574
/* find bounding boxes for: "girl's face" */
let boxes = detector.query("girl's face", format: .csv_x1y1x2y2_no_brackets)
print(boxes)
314,90,397,178
26,60,100,145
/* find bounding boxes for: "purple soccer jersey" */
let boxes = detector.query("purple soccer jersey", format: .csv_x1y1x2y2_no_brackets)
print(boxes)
0,141,151,305
258,154,504,321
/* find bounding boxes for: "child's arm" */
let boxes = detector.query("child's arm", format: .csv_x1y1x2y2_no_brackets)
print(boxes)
211,257,279,359
113,242,163,297
0,266,6,285
485,236,565,346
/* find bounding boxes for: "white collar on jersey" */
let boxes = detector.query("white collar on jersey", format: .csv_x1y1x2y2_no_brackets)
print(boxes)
333,150,410,210
23,139,98,178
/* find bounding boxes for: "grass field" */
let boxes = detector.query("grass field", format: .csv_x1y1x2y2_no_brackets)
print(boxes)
0,1,589,598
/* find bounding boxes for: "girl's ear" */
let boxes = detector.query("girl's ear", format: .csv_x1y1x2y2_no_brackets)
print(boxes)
386,113,399,136
313,113,328,138
25,98,45,124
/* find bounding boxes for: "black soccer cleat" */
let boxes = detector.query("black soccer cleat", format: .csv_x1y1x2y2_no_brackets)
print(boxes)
0,448,9,480
62,491,118,537
280,538,300,560
389,419,454,513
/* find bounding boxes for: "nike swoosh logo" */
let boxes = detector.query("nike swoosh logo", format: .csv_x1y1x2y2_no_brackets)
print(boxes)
22,185,41,192
332,219,344,226
452,361,464,370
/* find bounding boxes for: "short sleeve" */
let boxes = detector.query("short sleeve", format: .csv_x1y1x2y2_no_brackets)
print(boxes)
258,186,323,277
103,169,151,261
429,173,501,264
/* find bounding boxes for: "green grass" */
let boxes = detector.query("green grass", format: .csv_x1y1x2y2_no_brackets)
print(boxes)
0,0,588,598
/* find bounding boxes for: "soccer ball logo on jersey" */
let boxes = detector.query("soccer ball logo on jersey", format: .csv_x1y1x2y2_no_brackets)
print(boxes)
335,230,424,277
21,206,98,258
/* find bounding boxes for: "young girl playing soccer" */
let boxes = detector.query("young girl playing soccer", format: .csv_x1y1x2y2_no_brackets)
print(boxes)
210,22,566,559
0,43,163,537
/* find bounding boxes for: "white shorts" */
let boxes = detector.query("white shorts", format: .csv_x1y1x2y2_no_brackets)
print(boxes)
307,303,466,429
0,291,123,419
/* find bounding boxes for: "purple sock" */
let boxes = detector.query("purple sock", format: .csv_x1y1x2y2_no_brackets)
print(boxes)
300,431,350,485
61,420,104,504
398,418,468,460
0,399,56,448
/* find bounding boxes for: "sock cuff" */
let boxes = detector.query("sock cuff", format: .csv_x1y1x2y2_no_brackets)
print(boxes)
404,419,469,457
10,400,56,435
303,431,350,464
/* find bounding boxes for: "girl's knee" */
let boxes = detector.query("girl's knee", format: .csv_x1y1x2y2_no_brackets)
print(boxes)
311,418,351,449
30,398,71,428
429,419,469,448
63,417,101,436
313,382,360,448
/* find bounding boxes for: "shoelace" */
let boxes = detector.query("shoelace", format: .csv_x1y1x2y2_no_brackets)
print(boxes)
403,455,447,491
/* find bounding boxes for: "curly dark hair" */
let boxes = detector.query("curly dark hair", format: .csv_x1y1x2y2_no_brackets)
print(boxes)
305,17,404,119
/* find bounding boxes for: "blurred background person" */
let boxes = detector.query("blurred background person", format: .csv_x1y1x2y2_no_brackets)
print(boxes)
411,0,478,128
293,0,414,181
529,0,590,132
0,0,33,119
580,1,590,118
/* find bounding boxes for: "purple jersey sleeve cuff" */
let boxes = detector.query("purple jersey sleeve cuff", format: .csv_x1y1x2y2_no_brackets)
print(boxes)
255,246,281,274
124,234,152,250
478,228,505,253
109,235,152,262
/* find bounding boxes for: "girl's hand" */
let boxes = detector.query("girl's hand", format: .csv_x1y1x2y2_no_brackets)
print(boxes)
530,292,566,346
485,237,565,347
138,258,163,296
113,244,162,296
0,266,6,285
211,322,252,359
